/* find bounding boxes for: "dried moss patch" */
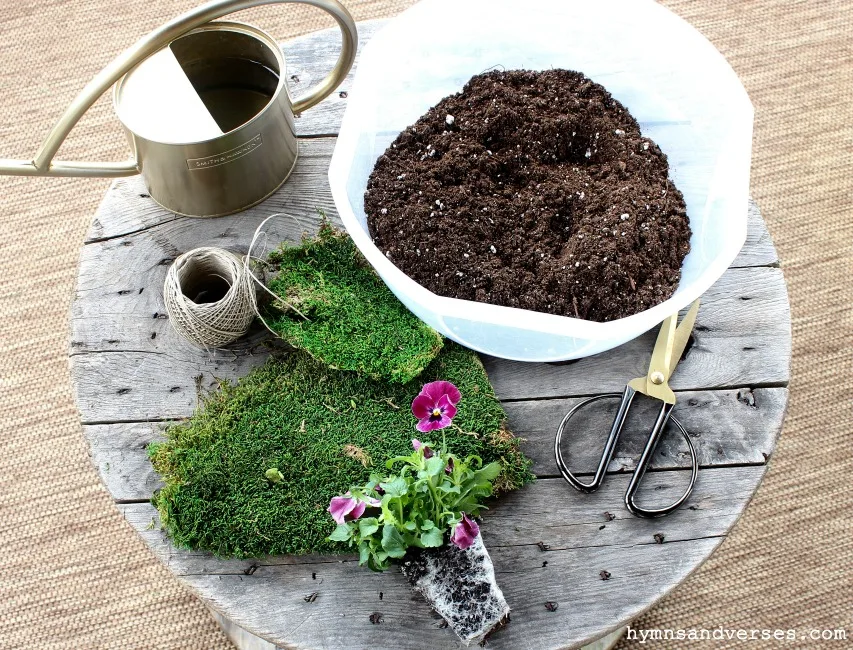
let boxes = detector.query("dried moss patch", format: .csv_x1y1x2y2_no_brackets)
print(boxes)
149,343,533,558
263,223,443,383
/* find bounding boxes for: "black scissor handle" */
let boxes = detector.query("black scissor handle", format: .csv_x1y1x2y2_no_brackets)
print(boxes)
554,387,637,492
624,402,699,518
554,388,699,517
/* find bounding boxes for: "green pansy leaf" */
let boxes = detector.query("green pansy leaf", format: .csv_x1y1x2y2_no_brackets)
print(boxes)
421,519,435,531
368,552,390,572
380,476,409,498
380,499,398,526
358,517,380,537
328,524,352,542
359,543,370,565
420,528,444,547
402,532,420,547
385,454,416,469
474,462,502,482
381,524,408,558
425,455,446,477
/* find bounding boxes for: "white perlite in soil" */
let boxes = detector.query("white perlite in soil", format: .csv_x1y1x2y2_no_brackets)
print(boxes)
400,534,510,644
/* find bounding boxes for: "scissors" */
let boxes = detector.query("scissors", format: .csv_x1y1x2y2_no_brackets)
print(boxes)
554,300,701,518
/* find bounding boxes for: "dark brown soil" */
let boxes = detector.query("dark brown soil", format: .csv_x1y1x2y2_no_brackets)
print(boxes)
364,69,691,322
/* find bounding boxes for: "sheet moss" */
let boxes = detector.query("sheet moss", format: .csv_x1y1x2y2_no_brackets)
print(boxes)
263,222,443,383
149,343,533,558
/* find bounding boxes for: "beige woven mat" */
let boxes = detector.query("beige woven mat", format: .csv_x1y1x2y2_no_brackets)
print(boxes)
0,1,850,648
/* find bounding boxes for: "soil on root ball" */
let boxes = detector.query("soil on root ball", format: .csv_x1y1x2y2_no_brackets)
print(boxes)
365,69,691,322
401,540,508,642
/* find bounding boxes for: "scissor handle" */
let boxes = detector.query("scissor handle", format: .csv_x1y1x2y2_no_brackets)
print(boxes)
625,403,699,518
555,389,699,517
554,387,637,493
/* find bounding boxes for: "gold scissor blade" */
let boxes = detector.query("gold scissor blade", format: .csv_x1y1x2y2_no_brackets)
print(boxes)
667,299,701,381
648,312,678,381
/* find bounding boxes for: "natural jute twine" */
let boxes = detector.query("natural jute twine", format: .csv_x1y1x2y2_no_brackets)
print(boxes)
163,247,255,348
163,215,305,348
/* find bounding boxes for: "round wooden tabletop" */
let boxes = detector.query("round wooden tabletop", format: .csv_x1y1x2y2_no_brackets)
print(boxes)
69,22,791,650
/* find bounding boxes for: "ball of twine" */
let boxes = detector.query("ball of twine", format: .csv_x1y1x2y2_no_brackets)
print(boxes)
163,247,256,348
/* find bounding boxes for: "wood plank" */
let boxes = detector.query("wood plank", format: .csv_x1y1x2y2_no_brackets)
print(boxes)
84,422,163,502
83,386,784,502
122,468,763,573
69,264,790,423
122,469,766,563
119,464,764,650
187,537,722,650
732,200,778,268
73,192,778,360
71,165,787,360
208,608,278,650
483,265,791,401
512,386,785,476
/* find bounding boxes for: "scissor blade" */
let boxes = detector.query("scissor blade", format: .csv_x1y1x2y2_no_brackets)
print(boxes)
667,299,701,380
648,312,677,381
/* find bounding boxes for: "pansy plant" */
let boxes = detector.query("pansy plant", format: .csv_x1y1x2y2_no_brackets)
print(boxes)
327,381,499,570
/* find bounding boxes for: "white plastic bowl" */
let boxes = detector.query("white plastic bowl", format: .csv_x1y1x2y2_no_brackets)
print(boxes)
328,0,753,362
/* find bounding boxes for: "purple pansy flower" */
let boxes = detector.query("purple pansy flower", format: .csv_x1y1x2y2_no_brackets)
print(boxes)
450,513,479,550
328,491,381,525
412,438,434,459
412,380,461,433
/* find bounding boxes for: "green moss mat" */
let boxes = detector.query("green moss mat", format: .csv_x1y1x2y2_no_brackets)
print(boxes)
263,223,443,384
149,343,533,558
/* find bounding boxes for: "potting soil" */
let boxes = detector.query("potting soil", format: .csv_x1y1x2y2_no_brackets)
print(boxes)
365,69,691,322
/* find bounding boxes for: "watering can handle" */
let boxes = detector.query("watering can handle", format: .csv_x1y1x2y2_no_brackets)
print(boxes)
0,0,357,178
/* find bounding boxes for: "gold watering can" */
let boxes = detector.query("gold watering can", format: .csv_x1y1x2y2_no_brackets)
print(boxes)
0,0,357,217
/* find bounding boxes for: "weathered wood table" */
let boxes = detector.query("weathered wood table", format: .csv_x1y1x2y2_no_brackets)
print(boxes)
69,22,791,650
